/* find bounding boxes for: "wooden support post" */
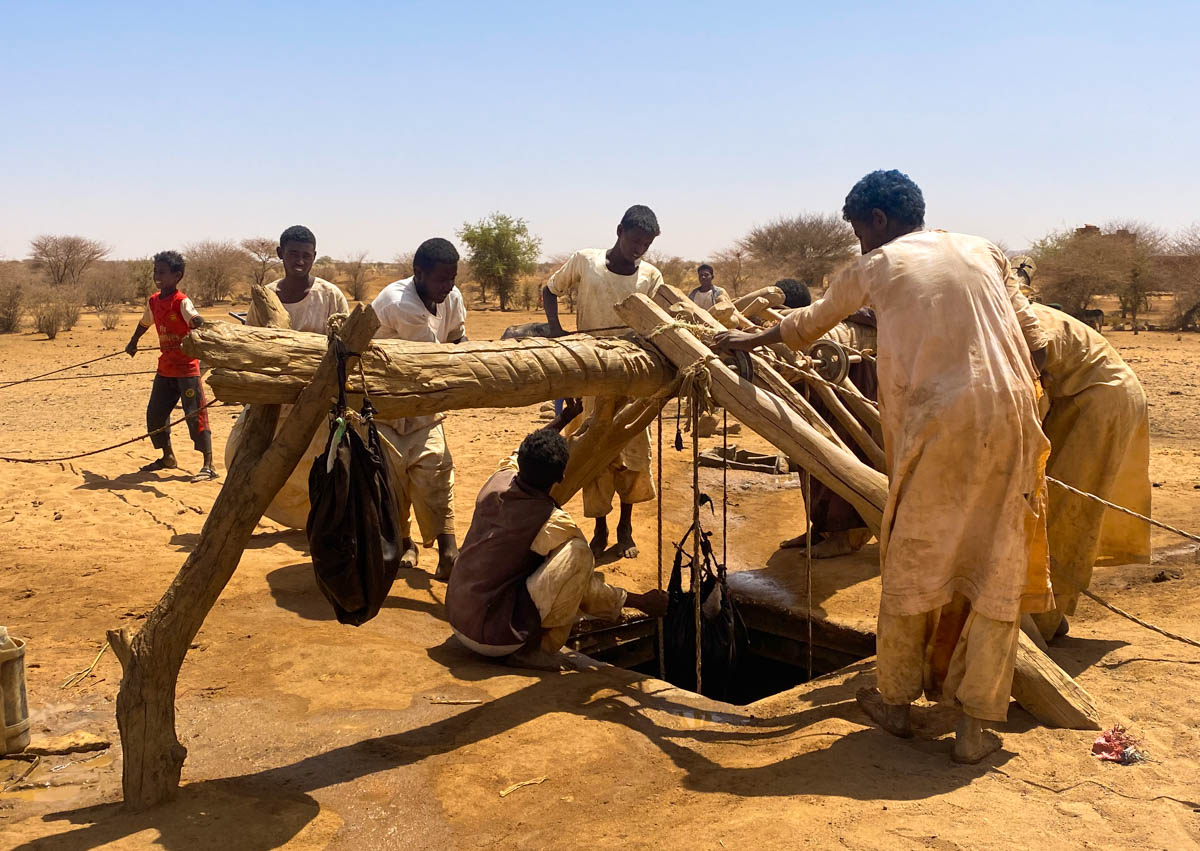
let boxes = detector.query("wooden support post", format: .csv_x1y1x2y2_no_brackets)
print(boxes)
107,305,380,810
1012,631,1103,729
616,292,889,533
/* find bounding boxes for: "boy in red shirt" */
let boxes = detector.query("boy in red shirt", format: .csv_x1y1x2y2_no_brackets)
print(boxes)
125,250,216,481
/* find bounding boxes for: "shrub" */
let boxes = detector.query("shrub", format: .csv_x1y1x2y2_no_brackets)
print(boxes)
0,277,23,333
99,306,123,330
30,288,84,338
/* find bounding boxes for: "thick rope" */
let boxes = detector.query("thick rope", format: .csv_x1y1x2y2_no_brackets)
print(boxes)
1081,589,1200,649
0,349,157,391
656,410,666,680
1048,476,1200,546
0,398,230,463
691,402,702,695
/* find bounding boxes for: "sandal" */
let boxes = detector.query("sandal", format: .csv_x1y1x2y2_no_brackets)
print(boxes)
140,458,177,472
190,467,219,483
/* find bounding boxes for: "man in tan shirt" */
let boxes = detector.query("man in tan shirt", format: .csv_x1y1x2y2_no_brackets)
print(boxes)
542,205,665,561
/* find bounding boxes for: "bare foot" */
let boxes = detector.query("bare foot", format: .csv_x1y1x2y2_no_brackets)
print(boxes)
505,647,569,671
399,540,418,571
780,531,820,550
615,534,639,559
140,456,177,472
433,548,456,582
856,687,913,738
952,714,1000,764
590,524,609,559
809,530,870,559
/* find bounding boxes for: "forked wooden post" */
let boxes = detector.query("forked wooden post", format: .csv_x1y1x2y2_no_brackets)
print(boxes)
106,305,380,810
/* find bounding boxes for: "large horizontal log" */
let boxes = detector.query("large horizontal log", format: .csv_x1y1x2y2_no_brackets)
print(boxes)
183,322,673,418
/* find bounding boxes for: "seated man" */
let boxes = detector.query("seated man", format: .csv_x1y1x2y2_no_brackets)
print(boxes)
446,400,668,670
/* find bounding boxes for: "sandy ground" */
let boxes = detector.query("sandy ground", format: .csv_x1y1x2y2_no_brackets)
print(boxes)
1,305,1199,849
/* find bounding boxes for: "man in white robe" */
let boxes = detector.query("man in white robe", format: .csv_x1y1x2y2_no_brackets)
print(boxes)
718,170,1053,763
371,237,467,581
542,205,665,560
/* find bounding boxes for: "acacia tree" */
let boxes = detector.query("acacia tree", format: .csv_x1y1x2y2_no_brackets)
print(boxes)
185,241,249,306
710,245,754,295
739,212,857,287
29,234,109,288
1030,227,1122,314
458,213,541,310
1170,223,1200,329
345,250,371,301
241,237,280,288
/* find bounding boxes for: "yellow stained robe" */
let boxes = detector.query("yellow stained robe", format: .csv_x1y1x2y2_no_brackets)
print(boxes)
1031,304,1151,617
780,230,1053,622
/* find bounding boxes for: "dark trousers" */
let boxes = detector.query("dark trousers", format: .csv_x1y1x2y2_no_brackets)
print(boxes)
147,374,211,453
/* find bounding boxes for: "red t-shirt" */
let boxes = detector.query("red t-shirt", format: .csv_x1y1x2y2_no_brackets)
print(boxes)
145,290,201,378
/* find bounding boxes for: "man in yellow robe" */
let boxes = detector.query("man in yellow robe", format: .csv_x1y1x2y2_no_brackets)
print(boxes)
1017,299,1152,640
718,170,1052,763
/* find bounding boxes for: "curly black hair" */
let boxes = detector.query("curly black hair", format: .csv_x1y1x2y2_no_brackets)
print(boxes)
842,169,925,229
697,263,714,275
619,204,661,237
279,225,316,249
775,278,811,308
152,250,185,275
413,237,460,272
517,427,571,492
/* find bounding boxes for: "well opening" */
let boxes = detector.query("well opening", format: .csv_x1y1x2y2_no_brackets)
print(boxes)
567,599,873,706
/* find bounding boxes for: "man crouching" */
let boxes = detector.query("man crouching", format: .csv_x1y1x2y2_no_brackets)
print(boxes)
446,399,668,670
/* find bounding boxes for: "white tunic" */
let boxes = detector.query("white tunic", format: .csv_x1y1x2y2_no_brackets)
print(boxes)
545,248,663,332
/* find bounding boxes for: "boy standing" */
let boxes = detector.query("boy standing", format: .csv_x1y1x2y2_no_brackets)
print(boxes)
688,263,726,310
224,225,350,528
542,205,665,560
125,250,216,482
371,238,466,581
267,225,349,332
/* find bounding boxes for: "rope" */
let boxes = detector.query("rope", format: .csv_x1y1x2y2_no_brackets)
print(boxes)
1048,476,1200,546
1081,589,1200,649
11,370,157,384
802,382,814,679
656,411,666,680
691,401,702,696
0,398,230,463
0,349,157,391
647,319,719,345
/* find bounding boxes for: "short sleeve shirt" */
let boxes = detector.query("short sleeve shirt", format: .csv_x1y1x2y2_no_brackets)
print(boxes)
545,248,663,333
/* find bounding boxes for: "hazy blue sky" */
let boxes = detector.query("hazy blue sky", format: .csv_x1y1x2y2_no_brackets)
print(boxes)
2,1,1197,262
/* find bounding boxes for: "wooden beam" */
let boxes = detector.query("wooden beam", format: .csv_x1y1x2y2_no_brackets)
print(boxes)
108,306,381,809
183,324,673,419
1012,631,1103,729
616,292,888,532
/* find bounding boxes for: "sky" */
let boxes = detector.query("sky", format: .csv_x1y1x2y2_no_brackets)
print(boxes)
2,1,1198,263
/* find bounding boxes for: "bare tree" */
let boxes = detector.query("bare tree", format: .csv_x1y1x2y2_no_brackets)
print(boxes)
645,253,694,290
710,245,754,295
241,237,280,288
738,212,857,287
185,241,249,306
1168,223,1200,329
345,250,371,301
392,251,415,280
84,261,134,309
29,234,110,288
